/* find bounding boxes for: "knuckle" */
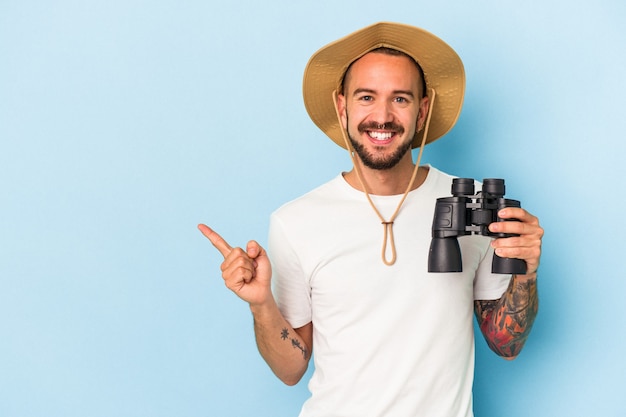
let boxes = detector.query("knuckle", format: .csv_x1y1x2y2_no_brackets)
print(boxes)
231,247,246,256
222,265,249,283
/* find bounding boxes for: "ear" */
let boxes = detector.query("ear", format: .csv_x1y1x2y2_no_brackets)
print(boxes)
336,93,348,129
416,95,430,131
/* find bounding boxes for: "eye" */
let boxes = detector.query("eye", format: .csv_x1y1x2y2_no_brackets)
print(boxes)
358,95,373,102
394,96,408,103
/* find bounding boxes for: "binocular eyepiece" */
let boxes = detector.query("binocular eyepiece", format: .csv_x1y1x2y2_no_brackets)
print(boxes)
428,178,527,275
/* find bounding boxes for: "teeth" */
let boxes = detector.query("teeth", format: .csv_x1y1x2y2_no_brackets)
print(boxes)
369,131,393,140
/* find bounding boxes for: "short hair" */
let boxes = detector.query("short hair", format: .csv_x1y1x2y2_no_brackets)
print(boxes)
340,47,428,98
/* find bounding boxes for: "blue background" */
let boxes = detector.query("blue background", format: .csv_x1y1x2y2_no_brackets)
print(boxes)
2,1,625,416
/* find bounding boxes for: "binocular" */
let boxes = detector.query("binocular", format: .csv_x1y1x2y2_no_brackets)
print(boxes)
428,178,527,275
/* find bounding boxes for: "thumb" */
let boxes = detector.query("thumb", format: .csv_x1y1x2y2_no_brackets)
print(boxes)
246,240,271,279
246,240,261,259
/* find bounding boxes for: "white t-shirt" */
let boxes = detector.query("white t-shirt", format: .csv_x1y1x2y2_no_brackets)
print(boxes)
269,166,511,417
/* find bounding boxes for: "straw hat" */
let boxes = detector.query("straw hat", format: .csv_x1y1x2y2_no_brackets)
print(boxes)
302,22,466,149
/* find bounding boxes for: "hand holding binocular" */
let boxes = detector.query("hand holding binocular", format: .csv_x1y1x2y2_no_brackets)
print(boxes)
428,178,527,275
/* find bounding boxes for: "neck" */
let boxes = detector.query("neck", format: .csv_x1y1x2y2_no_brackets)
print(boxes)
343,154,427,196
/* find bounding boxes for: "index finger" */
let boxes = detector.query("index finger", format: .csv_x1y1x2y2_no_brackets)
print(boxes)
198,224,233,258
499,207,537,224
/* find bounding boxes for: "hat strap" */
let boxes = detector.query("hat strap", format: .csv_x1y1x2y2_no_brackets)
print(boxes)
332,88,436,266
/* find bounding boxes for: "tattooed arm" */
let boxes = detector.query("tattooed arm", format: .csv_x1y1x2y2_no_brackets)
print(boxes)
251,303,313,385
247,269,312,386
198,225,312,385
475,274,538,359
477,207,543,358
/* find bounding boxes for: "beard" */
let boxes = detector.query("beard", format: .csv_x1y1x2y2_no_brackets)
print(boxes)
347,120,414,170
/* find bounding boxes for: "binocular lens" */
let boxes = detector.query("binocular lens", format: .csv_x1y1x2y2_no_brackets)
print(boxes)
482,179,505,197
451,178,474,196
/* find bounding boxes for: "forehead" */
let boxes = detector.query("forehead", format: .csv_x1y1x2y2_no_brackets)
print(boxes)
342,51,421,92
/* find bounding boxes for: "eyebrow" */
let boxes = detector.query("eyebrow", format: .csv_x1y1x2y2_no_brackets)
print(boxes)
352,88,415,98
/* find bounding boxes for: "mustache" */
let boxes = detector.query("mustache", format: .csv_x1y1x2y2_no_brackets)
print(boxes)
358,121,405,134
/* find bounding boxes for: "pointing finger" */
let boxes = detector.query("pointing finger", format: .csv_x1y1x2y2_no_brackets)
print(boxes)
198,224,233,258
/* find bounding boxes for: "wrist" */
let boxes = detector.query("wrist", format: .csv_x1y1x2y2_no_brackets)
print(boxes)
249,296,278,318
513,272,537,284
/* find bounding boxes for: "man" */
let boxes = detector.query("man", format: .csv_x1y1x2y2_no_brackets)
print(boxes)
199,22,543,417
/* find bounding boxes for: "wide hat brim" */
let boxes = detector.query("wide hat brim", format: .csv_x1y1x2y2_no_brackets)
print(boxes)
302,22,466,149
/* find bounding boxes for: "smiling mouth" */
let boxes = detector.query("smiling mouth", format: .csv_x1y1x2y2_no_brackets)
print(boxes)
359,121,404,144
368,131,393,140
366,130,396,145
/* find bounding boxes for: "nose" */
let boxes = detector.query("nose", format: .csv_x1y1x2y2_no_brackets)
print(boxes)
371,101,394,126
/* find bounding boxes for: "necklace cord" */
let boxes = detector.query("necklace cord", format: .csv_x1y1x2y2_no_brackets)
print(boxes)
332,89,437,265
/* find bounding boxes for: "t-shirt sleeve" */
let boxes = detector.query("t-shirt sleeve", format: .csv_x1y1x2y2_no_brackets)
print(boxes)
268,212,312,329
472,238,512,300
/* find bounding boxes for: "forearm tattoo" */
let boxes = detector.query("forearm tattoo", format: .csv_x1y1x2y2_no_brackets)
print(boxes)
281,328,310,360
475,277,539,357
